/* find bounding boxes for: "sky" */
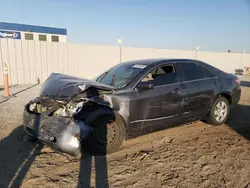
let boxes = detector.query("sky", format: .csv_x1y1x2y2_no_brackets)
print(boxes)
0,0,250,53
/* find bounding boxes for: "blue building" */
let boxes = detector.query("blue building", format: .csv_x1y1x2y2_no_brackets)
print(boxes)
0,22,67,42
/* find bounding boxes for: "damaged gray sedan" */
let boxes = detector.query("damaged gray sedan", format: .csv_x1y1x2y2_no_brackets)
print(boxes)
23,59,241,156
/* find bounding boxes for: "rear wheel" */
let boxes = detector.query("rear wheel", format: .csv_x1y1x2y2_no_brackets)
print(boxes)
207,96,230,125
85,115,126,155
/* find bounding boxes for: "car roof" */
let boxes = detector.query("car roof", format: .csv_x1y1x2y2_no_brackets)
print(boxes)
116,58,227,90
122,58,200,66
122,58,225,76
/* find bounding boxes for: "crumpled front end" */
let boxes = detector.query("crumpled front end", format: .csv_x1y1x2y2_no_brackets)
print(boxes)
23,97,94,156
22,73,115,156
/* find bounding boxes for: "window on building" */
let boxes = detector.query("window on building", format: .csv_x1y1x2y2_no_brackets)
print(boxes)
141,64,177,86
39,34,47,41
51,35,59,42
25,33,34,40
177,62,215,82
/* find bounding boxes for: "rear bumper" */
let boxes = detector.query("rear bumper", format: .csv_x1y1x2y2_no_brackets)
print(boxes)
231,86,241,106
23,109,93,156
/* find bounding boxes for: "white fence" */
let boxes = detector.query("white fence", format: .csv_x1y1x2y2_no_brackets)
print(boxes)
0,38,249,85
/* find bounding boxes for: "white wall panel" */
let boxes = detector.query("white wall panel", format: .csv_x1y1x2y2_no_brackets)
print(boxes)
21,40,31,84
7,39,18,85
15,40,25,84
0,39,250,85
51,43,59,73
0,40,3,85
74,44,82,77
46,42,53,78
0,39,12,85
57,43,68,74
67,43,75,76
40,42,48,82
34,41,43,83
28,40,37,84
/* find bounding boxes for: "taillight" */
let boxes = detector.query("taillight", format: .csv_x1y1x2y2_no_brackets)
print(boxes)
235,78,240,85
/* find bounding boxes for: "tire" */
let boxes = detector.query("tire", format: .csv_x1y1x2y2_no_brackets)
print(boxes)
85,115,126,155
207,96,230,125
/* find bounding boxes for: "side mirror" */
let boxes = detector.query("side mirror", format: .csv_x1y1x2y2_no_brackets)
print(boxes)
136,81,153,91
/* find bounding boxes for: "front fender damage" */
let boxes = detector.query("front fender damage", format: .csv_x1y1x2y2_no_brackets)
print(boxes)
23,93,111,156
39,116,92,155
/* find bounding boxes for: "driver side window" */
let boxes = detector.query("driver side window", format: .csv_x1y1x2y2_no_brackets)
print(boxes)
141,64,177,86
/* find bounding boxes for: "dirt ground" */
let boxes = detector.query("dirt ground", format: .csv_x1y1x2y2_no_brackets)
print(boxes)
0,77,250,188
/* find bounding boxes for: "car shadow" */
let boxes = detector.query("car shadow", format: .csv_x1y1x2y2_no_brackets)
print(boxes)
0,113,109,188
226,104,250,140
78,153,109,188
1,86,111,187
0,126,43,188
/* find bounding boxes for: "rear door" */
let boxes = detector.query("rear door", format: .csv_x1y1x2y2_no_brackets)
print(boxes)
175,61,218,119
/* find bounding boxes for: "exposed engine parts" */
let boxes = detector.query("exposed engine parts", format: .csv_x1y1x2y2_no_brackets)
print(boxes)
24,97,96,156
27,97,90,118
53,100,86,117
27,98,62,114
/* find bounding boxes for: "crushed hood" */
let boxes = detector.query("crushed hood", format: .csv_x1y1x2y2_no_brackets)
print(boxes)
40,73,115,98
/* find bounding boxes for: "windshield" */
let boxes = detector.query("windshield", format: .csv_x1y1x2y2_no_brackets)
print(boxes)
96,63,147,88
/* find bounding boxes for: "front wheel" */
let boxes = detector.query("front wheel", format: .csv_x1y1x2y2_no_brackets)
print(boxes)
85,115,126,155
207,96,230,125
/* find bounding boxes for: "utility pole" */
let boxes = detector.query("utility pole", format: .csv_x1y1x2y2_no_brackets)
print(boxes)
195,46,199,60
239,50,245,69
117,38,123,63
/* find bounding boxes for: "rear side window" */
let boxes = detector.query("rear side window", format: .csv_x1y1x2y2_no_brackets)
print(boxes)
177,62,215,82
141,64,177,86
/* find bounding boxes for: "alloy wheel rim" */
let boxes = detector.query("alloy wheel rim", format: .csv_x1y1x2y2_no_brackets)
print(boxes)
214,101,228,122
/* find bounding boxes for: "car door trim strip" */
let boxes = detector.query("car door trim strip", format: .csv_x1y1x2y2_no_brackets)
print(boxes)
130,114,178,124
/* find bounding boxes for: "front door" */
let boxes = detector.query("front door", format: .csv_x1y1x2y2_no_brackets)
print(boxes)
128,63,183,135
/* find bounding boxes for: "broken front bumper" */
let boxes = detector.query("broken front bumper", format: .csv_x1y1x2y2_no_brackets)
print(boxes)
23,109,93,156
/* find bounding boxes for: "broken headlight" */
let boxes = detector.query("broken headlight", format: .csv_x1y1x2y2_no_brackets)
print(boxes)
28,103,48,113
29,103,37,112
53,101,84,117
